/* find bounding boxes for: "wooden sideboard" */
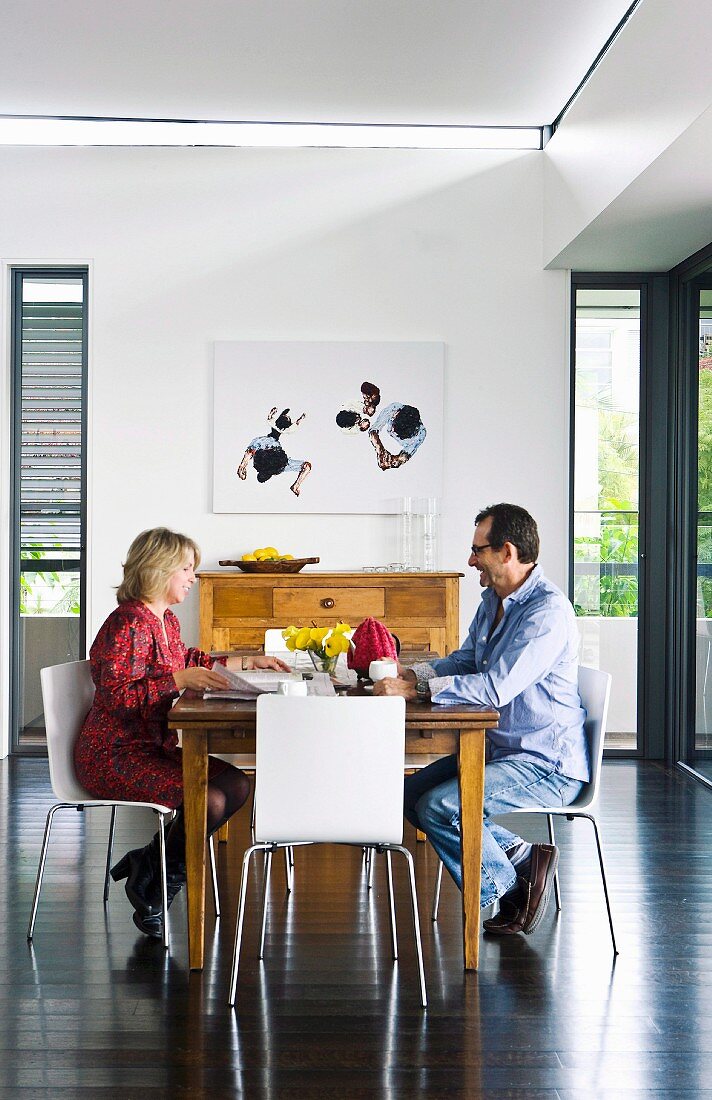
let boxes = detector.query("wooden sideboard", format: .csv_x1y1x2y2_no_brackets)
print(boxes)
197,570,463,655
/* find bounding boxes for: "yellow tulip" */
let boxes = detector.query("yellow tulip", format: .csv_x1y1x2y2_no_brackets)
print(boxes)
281,625,299,640
334,622,351,634
310,627,330,645
295,627,312,650
285,636,297,651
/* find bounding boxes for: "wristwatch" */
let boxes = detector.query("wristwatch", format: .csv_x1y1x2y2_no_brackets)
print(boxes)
415,674,431,702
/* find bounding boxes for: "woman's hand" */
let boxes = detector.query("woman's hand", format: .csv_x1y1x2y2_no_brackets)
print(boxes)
173,666,231,692
246,655,292,672
372,676,418,700
224,654,292,673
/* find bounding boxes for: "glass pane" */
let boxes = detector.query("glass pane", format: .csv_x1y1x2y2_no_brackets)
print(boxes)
692,289,712,779
573,288,641,750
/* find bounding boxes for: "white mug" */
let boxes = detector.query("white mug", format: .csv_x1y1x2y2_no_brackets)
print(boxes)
369,658,398,682
276,679,308,696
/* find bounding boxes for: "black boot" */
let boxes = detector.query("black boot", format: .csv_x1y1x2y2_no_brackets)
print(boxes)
132,910,163,939
113,835,161,917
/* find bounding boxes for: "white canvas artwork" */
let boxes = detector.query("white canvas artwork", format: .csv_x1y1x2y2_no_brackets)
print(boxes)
213,342,444,514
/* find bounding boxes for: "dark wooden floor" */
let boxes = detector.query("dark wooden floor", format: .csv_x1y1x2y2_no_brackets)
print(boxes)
3,757,710,1098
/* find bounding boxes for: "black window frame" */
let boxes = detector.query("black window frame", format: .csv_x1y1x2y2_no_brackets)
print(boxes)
10,267,89,756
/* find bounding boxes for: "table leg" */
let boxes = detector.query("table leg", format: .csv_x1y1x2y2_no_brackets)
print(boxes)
216,821,230,844
458,727,486,970
182,730,209,970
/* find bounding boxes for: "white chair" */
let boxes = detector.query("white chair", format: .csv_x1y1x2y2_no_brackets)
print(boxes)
431,666,617,954
28,659,218,948
229,695,427,1007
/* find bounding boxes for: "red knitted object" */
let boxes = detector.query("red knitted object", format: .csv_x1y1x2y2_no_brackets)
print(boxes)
347,617,398,675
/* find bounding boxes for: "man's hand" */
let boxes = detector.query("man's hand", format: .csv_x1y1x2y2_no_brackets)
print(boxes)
397,665,417,683
372,676,418,700
173,666,231,692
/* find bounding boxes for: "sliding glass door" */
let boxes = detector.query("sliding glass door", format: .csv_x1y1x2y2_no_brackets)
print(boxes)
572,287,642,751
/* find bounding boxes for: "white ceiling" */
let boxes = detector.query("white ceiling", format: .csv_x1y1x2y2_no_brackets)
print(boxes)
0,0,634,127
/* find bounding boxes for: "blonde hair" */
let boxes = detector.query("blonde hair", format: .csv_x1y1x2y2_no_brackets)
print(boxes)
116,528,201,604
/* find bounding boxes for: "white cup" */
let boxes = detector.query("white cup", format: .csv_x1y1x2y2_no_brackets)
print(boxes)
369,658,398,682
277,679,308,696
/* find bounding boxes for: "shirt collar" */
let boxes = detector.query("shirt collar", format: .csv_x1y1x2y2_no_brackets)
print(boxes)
480,563,543,611
503,563,542,605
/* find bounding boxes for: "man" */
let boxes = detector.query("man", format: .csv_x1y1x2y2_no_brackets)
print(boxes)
373,502,589,936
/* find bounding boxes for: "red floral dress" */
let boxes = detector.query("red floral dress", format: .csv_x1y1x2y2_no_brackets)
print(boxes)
74,599,229,808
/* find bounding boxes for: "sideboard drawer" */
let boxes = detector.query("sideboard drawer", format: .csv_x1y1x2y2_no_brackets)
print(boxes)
274,587,385,621
213,585,272,618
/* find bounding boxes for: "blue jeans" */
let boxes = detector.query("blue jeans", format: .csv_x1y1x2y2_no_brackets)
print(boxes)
404,755,584,909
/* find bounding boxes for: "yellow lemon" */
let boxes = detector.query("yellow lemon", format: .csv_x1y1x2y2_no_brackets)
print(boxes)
281,553,294,560
262,546,279,558
241,552,257,561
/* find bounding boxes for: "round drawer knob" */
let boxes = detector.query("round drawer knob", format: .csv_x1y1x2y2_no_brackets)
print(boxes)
321,598,335,609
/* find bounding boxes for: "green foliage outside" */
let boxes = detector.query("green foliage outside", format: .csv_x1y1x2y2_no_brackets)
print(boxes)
574,364,712,619
20,546,80,616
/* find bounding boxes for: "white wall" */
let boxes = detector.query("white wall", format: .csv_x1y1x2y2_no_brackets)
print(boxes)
0,145,569,755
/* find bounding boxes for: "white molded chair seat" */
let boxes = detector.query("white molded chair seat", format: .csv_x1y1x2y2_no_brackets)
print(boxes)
431,666,618,954
229,695,427,1007
28,659,219,948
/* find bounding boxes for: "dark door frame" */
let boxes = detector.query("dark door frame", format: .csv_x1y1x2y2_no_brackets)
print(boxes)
669,241,712,784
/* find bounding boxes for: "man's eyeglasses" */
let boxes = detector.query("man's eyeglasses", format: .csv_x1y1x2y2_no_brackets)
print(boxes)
470,543,492,557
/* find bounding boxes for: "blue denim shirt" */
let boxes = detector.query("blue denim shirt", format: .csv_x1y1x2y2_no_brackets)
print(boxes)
415,565,590,782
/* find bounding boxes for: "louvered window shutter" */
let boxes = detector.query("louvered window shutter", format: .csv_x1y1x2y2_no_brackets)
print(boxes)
20,301,83,558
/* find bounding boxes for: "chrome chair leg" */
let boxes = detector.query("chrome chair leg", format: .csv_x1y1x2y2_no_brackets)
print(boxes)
385,849,398,959
431,860,443,922
209,835,221,917
285,846,293,893
103,805,117,904
259,847,273,958
367,847,375,890
388,843,427,1007
547,814,561,911
584,813,618,955
229,843,263,1006
27,802,66,941
157,813,170,949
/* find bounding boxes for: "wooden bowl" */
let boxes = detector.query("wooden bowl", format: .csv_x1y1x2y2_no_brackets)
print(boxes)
218,556,320,573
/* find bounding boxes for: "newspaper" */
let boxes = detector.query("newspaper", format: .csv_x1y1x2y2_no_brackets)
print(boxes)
204,668,302,699
204,668,337,699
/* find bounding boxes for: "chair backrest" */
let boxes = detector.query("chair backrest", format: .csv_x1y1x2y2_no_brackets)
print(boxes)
40,659,96,802
255,695,406,845
264,629,290,654
573,665,612,811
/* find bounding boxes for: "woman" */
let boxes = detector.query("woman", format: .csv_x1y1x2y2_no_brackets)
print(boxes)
74,527,290,938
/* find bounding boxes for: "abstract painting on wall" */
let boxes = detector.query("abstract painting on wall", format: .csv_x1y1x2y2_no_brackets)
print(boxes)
213,341,444,513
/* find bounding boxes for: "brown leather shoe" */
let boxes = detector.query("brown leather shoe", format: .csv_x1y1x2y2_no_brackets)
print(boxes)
519,843,559,934
482,844,559,936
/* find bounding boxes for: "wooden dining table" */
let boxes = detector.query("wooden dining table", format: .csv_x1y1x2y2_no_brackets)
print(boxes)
168,687,499,972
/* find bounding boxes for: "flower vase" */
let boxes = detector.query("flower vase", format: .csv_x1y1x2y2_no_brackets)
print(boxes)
309,651,339,676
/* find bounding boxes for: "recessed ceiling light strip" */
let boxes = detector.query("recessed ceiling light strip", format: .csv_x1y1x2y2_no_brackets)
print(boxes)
0,115,542,150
